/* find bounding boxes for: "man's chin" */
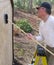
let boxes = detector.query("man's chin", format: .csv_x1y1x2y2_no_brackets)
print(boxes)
37,16,41,18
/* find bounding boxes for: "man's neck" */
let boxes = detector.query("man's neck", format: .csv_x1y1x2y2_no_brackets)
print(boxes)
42,14,50,22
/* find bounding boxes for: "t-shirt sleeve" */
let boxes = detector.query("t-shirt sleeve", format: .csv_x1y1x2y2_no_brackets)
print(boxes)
35,22,44,41
35,35,44,41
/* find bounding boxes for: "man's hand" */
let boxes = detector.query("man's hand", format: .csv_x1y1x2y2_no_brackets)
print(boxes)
26,33,34,39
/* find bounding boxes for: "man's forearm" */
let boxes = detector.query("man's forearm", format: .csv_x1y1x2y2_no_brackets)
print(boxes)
35,35,44,41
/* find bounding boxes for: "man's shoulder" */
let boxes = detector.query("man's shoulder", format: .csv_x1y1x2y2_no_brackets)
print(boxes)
49,15,54,21
47,15,54,24
48,15,54,26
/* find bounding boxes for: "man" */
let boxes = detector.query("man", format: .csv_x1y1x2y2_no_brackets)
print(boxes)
27,2,54,65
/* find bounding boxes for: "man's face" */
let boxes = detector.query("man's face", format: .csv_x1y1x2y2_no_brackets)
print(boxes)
37,7,46,19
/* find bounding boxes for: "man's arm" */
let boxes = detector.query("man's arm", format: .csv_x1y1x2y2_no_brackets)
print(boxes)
35,22,44,41
35,35,44,41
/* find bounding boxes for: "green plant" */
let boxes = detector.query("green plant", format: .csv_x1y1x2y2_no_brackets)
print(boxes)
16,19,33,33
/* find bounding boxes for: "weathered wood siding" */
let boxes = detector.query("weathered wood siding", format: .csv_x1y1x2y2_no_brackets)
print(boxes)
0,0,12,65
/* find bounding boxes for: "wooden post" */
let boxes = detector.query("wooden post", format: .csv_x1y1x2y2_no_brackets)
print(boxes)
0,0,12,65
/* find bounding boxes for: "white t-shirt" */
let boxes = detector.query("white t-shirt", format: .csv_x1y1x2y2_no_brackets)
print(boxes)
36,15,54,47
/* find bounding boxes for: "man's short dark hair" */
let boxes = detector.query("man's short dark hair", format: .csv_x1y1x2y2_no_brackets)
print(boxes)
36,2,52,15
46,8,51,15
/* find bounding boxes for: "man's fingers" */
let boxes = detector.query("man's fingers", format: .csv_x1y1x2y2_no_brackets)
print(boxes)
26,33,33,39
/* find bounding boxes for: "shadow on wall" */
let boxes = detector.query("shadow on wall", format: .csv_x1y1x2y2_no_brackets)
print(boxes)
13,59,22,65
